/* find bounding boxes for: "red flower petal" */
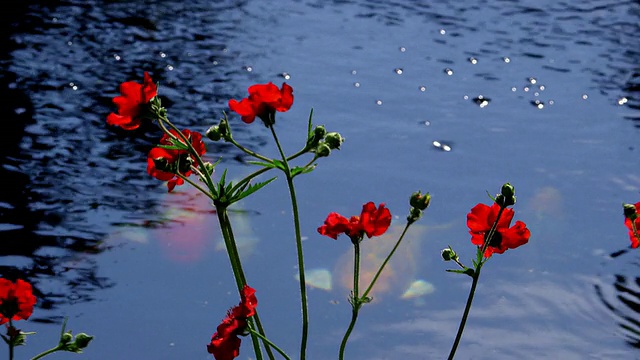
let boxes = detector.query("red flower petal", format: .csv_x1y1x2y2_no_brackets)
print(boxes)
106,72,156,130
359,202,392,238
317,213,351,240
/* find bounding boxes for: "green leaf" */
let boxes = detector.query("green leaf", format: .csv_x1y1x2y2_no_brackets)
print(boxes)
271,159,286,171
291,165,316,177
156,144,183,151
231,177,277,203
247,161,277,169
307,108,314,138
446,268,475,277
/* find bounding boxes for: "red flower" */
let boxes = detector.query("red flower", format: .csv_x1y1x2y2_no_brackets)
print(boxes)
107,72,157,130
0,279,37,325
147,129,206,192
207,285,257,360
228,82,293,125
318,202,392,242
625,202,640,248
467,203,530,257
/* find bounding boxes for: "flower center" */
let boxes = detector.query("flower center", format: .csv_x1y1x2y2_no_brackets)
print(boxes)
485,230,502,249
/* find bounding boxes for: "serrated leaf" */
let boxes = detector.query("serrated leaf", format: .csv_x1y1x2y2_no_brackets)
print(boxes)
291,165,316,177
247,160,277,169
232,177,277,203
156,144,183,150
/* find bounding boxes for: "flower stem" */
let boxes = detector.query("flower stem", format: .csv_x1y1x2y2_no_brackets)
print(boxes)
361,222,411,299
268,125,309,360
249,329,292,360
339,240,362,360
8,320,14,360
447,267,482,360
30,347,62,360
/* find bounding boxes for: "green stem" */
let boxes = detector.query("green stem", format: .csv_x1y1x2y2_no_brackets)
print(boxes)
30,347,62,360
226,136,272,163
447,267,482,360
215,207,266,360
268,124,308,360
9,320,14,360
339,241,362,360
361,223,411,299
248,329,292,360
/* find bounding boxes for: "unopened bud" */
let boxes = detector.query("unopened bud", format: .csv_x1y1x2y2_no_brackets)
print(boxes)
73,333,93,349
60,332,73,344
324,132,344,150
205,125,222,141
204,162,215,176
314,125,327,139
624,203,638,221
410,191,431,211
315,143,331,157
441,247,458,262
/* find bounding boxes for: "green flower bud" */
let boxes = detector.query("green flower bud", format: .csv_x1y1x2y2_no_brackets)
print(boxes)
205,125,222,141
441,247,458,262
203,162,215,176
60,332,73,344
314,125,327,139
499,183,516,206
324,132,344,150
410,191,431,211
73,333,93,349
406,207,422,224
624,203,638,221
315,143,331,157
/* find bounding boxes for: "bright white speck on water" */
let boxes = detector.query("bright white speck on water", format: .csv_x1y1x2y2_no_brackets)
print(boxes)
534,92,539,96
424,121,431,126
113,54,121,61
503,57,511,63
468,57,478,64
463,95,469,100
67,41,72,46
533,100,544,109
166,65,174,71
212,61,218,65
375,100,383,105
69,82,78,90
244,66,253,72
582,94,588,100
539,85,545,91
419,86,426,92
354,82,360,88
281,72,291,80
159,52,166,58
394,68,403,75
399,46,406,52
444,68,453,75
524,86,530,92
439,29,446,35
528,77,537,84
351,70,357,75
618,97,628,105
511,87,517,92
548,100,555,105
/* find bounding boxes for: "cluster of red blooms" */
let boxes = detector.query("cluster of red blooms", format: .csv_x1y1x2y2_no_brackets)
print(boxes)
0,278,36,325
467,203,530,258
107,73,295,192
625,201,640,248
207,285,258,360
317,202,392,242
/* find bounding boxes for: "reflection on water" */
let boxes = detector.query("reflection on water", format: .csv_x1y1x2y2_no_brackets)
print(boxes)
0,0,638,357
596,249,640,349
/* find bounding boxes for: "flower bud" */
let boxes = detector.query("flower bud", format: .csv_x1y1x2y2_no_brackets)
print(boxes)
324,132,344,150
205,125,222,141
499,183,516,206
204,162,215,176
314,125,327,139
73,333,93,349
406,207,422,224
624,203,638,221
315,143,331,157
410,191,431,211
441,247,458,262
61,332,73,344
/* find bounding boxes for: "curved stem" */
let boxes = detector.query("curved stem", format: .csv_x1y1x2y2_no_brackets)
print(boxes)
226,136,272,163
268,125,308,360
338,309,359,360
447,268,481,360
249,329,292,360
30,347,61,360
361,223,411,299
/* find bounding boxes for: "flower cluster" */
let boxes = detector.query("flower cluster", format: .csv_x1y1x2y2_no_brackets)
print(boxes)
147,129,207,192
207,285,258,360
467,203,530,257
317,202,392,243
0,279,36,325
229,82,293,126
106,73,207,192
106,71,157,130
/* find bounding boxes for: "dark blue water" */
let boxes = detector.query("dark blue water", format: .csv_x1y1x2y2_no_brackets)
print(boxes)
1,0,639,359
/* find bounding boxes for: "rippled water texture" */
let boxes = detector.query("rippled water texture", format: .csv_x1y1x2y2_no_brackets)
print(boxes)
1,0,639,358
